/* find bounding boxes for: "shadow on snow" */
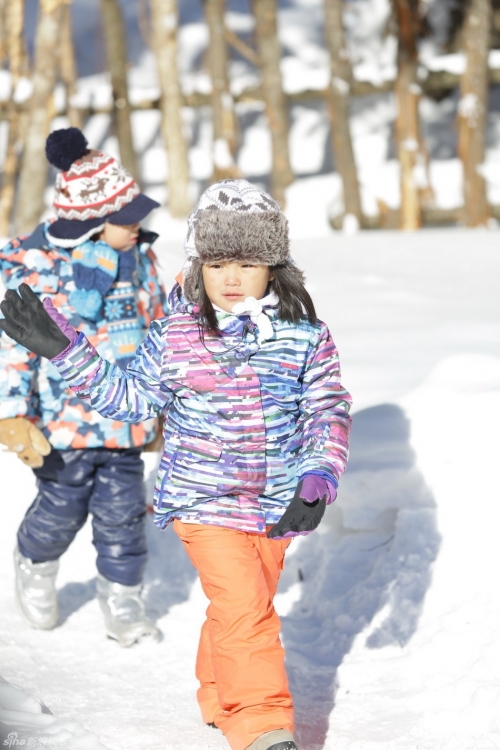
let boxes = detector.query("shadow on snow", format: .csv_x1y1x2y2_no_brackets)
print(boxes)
279,403,441,750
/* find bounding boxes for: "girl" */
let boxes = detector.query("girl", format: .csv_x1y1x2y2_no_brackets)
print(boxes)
0,180,352,750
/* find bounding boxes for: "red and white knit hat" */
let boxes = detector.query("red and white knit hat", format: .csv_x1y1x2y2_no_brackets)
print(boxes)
45,128,159,248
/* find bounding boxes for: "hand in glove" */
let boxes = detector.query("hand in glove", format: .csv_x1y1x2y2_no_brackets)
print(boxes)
267,474,336,539
0,417,51,468
0,283,77,359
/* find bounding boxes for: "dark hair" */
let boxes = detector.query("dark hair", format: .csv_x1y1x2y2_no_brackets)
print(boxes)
196,263,317,334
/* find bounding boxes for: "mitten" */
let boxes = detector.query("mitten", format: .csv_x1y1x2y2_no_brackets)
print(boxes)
267,474,336,539
0,417,51,468
0,284,76,359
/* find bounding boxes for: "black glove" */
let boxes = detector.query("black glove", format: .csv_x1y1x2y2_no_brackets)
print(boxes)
267,478,327,539
0,283,71,359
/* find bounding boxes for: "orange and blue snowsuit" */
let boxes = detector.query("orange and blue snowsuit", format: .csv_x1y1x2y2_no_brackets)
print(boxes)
0,222,167,584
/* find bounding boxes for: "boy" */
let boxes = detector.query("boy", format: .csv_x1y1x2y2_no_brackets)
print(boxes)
0,128,168,646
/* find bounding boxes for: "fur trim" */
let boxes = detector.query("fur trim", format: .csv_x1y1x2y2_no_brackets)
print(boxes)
194,210,289,265
183,258,203,304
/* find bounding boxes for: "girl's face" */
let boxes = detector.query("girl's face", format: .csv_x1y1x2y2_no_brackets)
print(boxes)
99,222,140,251
202,261,274,312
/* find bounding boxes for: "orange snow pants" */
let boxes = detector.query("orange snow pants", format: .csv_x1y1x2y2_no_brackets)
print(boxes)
173,520,293,750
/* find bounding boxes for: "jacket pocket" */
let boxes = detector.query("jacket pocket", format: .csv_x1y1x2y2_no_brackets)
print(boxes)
174,433,223,463
160,433,223,503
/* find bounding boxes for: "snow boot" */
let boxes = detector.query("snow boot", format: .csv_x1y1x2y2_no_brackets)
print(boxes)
96,574,161,648
246,730,297,750
14,547,59,630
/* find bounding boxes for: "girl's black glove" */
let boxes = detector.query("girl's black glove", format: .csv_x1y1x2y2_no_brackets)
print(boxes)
267,477,329,539
0,283,71,359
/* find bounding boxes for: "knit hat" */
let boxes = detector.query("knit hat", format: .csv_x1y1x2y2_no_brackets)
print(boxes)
45,127,159,248
182,179,302,302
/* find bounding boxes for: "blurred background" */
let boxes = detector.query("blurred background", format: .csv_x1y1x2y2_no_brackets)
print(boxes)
1,0,500,243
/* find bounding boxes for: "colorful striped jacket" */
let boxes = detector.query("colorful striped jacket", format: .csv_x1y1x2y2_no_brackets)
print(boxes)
0,223,167,450
50,291,352,532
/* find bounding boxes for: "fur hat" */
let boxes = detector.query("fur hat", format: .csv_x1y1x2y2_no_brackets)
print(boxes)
182,179,302,302
45,127,159,248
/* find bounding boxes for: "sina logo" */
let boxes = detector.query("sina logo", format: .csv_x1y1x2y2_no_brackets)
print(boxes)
3,733,22,747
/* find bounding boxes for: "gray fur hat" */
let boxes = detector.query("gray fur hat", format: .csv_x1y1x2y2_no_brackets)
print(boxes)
182,179,303,302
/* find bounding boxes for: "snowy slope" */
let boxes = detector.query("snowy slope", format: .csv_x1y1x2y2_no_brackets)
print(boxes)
0,230,499,749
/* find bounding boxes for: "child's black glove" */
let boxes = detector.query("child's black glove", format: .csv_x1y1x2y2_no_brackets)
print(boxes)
267,476,330,539
0,283,71,359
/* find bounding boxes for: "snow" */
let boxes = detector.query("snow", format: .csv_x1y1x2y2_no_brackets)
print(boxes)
1,230,499,750
1,0,500,747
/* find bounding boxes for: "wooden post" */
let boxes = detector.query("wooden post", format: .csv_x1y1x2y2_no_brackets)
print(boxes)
59,1,82,130
100,0,137,181
252,0,293,206
0,0,26,236
323,0,362,228
15,0,64,234
203,0,239,182
150,0,191,217
393,0,426,230
458,0,492,227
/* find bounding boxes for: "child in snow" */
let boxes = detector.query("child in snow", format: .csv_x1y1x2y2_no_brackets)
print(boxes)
0,179,351,750
0,127,168,647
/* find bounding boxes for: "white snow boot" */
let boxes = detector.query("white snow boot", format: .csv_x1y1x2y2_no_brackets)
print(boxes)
97,574,161,648
14,547,59,630
246,730,298,750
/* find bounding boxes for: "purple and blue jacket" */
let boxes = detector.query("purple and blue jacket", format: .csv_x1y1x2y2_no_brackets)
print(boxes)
50,291,352,533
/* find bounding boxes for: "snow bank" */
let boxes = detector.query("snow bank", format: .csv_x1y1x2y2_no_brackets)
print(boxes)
0,676,109,749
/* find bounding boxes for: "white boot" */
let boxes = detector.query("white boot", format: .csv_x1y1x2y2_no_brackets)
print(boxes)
97,574,161,648
246,730,297,750
14,547,59,630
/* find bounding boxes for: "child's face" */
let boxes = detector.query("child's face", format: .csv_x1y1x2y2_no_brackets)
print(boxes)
99,222,140,251
202,261,274,312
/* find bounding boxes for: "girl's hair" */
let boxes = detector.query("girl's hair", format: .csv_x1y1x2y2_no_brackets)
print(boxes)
196,263,317,334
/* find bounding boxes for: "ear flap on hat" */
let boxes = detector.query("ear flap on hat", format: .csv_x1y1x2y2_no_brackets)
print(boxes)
183,258,203,304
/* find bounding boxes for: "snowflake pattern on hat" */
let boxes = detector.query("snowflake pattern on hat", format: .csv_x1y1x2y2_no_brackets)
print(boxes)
184,179,280,259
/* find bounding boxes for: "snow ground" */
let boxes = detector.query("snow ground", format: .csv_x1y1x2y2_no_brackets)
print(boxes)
1,1,500,747
0,230,499,750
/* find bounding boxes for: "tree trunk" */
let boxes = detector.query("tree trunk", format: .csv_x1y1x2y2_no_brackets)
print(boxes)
59,2,82,130
150,0,191,217
0,0,25,236
323,0,362,228
203,0,240,182
252,0,292,206
100,0,137,181
393,0,426,230
0,0,8,65
15,0,63,234
458,0,492,227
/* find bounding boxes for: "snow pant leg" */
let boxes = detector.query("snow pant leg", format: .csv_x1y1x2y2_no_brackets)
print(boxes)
173,520,293,750
17,450,96,563
89,448,147,586
193,529,290,727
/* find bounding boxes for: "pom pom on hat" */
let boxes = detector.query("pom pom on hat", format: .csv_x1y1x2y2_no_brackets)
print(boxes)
46,127,89,171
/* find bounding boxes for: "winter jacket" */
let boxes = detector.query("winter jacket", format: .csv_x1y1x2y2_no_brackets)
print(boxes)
0,222,167,450
50,291,352,533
